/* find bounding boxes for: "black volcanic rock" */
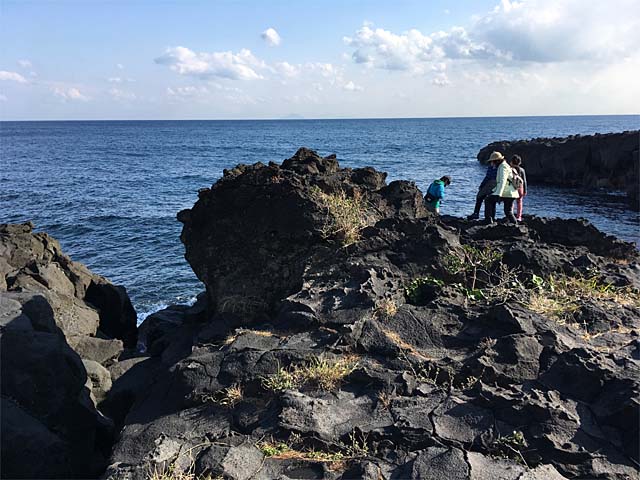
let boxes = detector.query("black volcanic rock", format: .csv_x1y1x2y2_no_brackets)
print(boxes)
100,149,640,479
0,222,140,478
477,131,640,209
0,222,138,346
4,148,640,479
178,147,429,318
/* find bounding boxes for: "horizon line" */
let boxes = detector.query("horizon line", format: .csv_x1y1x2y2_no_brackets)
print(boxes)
1,113,639,123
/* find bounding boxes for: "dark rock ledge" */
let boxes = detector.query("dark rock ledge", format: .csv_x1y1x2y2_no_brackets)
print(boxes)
2,148,639,480
478,131,640,210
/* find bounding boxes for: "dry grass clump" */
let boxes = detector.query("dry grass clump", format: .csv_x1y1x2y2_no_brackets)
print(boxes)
311,186,372,246
149,464,218,480
257,441,344,463
527,274,640,324
383,329,430,361
262,355,359,392
261,367,299,392
374,298,398,319
147,446,220,480
257,431,368,464
201,385,244,407
223,328,277,346
376,391,392,409
299,356,359,390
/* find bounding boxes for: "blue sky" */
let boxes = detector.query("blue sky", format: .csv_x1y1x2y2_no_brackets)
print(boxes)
1,0,639,120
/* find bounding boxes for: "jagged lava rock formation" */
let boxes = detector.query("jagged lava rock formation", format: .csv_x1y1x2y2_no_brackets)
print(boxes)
0,222,138,478
107,148,638,479
3,148,640,479
477,131,640,209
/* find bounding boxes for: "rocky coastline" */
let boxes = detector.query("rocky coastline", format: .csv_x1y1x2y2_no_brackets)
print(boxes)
2,148,640,479
477,131,640,210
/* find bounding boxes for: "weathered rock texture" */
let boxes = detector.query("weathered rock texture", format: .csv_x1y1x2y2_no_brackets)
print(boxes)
178,147,427,317
4,148,639,479
102,148,639,479
0,222,139,478
477,131,640,209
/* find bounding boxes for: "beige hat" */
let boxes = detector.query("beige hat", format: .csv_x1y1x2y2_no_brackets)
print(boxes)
488,151,505,163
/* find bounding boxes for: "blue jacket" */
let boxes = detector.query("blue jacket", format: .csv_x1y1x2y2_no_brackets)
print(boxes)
479,164,498,188
426,180,446,208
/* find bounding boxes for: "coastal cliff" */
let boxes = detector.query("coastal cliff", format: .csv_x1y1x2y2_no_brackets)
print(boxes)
2,149,640,480
477,131,640,209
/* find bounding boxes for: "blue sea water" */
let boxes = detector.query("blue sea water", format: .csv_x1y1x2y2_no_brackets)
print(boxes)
1,116,638,321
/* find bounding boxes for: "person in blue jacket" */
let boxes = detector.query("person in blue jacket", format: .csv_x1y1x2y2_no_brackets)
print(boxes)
424,176,451,214
467,152,501,220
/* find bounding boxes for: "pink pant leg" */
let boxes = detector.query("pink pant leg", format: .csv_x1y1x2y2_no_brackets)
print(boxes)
516,187,524,219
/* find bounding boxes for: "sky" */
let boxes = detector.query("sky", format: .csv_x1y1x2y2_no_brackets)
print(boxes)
1,0,639,120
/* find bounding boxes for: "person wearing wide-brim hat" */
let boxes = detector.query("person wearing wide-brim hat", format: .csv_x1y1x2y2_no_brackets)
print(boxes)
467,151,503,220
484,151,520,224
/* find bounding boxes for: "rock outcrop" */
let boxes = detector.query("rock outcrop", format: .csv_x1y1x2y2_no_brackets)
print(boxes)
4,148,639,479
477,131,640,209
0,222,139,478
102,148,639,479
178,147,427,317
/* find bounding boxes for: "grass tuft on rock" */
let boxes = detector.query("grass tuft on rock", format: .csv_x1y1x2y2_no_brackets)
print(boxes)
262,355,359,392
200,384,243,407
148,452,219,480
223,328,277,346
257,431,368,464
311,186,372,246
374,298,399,319
527,273,640,326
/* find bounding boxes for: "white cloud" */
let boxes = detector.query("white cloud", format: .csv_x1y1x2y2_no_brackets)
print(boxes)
345,0,640,71
344,24,493,73
166,86,209,97
155,46,265,80
17,59,32,69
463,69,513,85
51,86,90,101
475,0,640,62
343,81,363,92
261,27,282,47
0,94,7,102
306,62,343,83
117,63,124,70
432,73,450,87
109,88,136,100
0,71,28,83
273,61,299,78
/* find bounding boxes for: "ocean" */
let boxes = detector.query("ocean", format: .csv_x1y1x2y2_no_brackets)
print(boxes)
1,116,638,322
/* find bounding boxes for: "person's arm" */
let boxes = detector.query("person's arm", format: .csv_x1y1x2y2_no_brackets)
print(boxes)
436,183,445,201
493,163,508,196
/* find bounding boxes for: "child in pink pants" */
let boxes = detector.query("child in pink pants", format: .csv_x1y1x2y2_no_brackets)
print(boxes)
509,155,527,221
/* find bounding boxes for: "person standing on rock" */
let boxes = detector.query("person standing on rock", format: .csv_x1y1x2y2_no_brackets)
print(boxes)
424,176,451,214
484,152,520,224
509,154,527,221
467,152,501,220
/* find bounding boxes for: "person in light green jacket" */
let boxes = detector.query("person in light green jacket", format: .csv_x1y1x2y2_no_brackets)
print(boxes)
483,151,520,224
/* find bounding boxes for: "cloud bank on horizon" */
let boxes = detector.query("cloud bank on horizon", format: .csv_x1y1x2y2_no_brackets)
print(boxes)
1,0,638,119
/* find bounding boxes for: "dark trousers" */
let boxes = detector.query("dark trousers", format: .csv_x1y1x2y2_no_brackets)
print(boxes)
485,195,517,223
473,180,497,215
